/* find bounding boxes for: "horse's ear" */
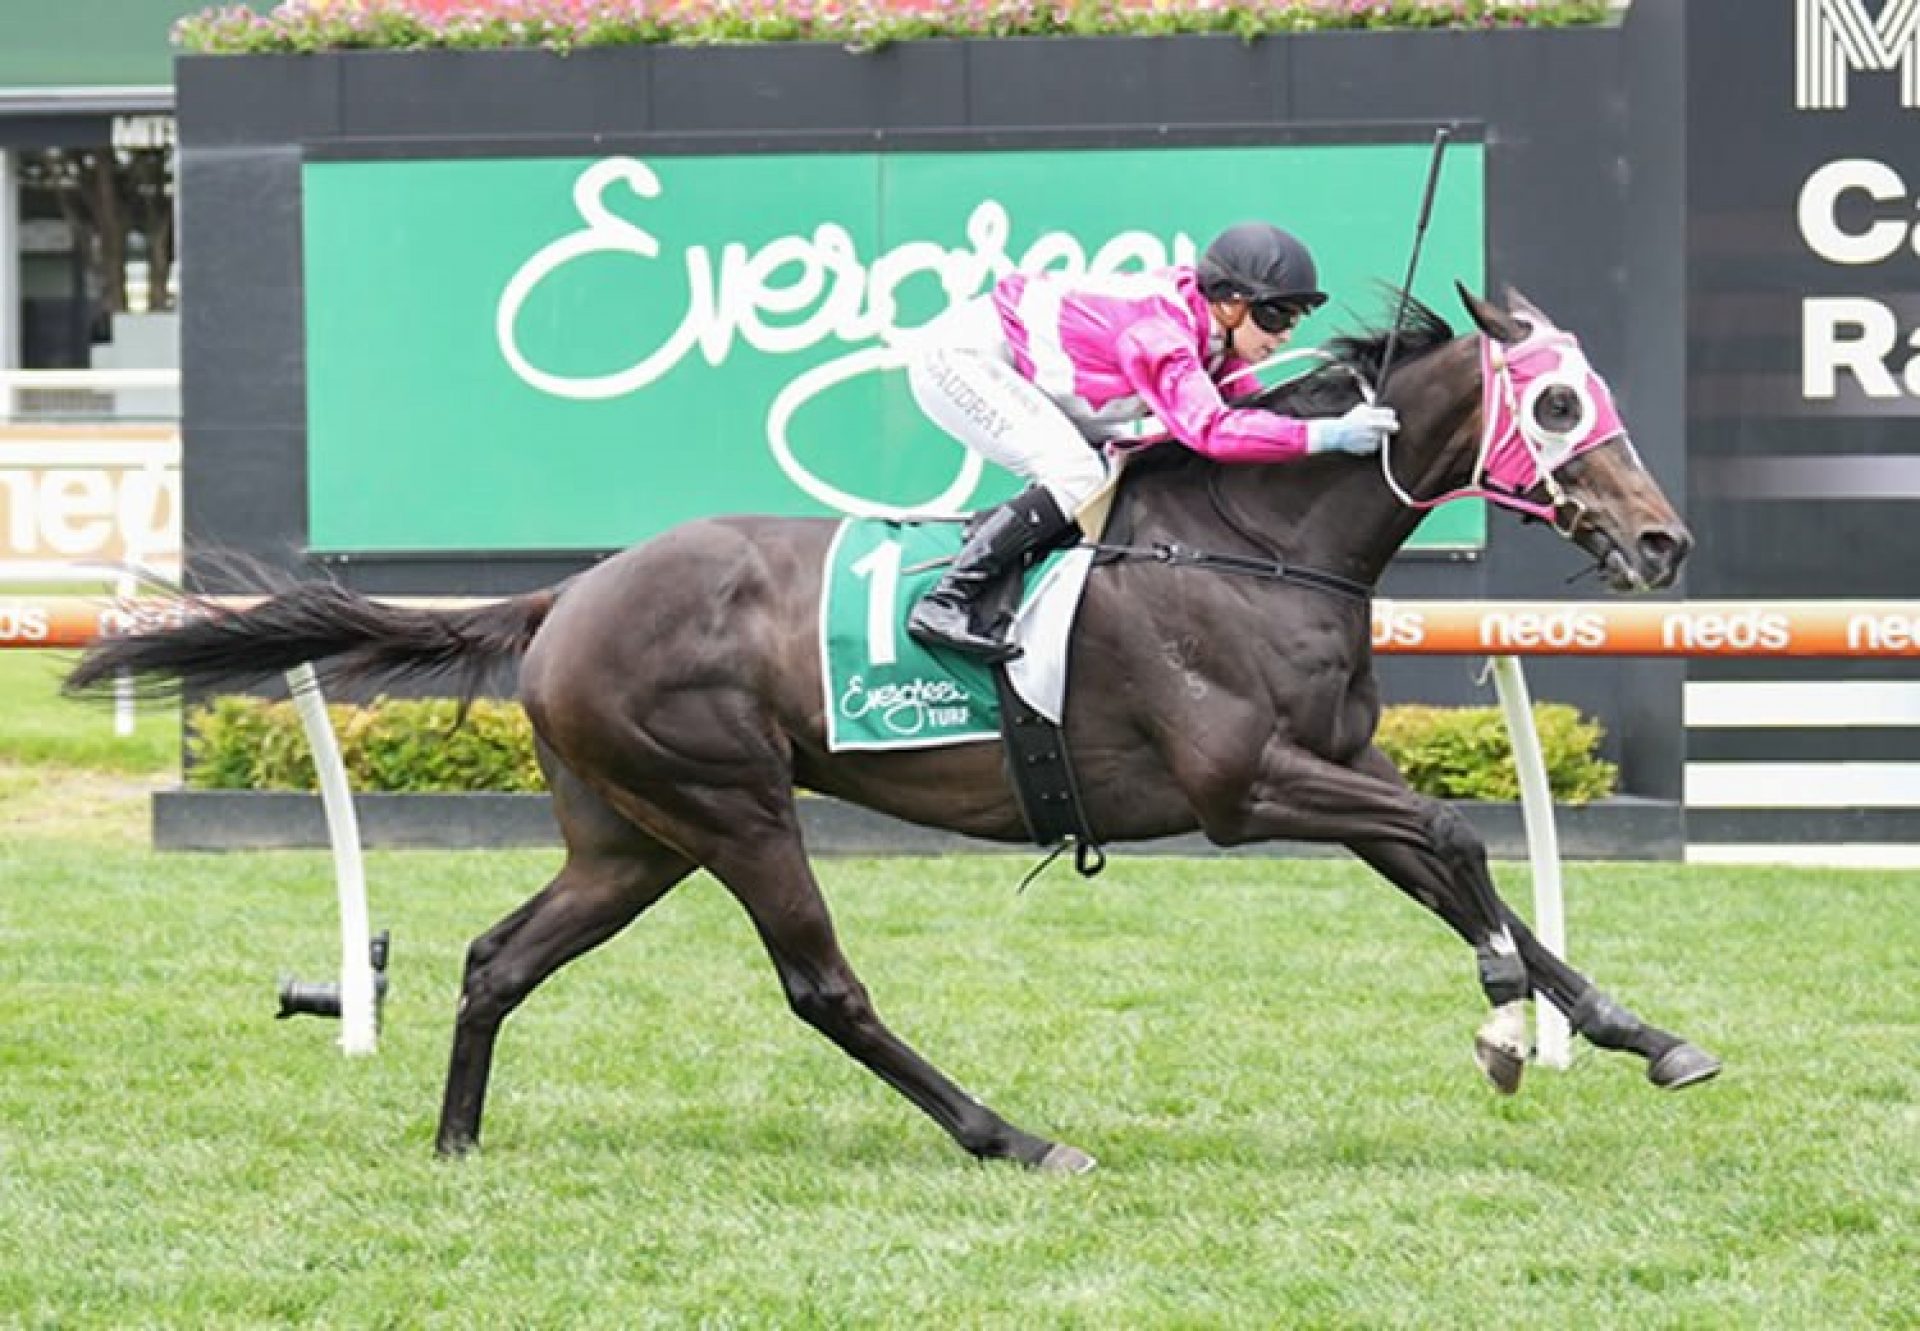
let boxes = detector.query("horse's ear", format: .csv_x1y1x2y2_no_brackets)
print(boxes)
1456,281,1526,344
1502,285,1554,332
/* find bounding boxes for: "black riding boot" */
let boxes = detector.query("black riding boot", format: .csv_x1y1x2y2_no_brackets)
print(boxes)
907,488,1078,664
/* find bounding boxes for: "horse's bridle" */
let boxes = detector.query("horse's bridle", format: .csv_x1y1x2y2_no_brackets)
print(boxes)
1375,328,1624,539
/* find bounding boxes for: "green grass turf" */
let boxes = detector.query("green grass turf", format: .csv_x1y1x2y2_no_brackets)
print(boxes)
0,650,178,775
0,770,1915,1327
0,652,1913,1326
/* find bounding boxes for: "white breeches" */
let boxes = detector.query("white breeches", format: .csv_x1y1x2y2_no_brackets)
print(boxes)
907,297,1109,515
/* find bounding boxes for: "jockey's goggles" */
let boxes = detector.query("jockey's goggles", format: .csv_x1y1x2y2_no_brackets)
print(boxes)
1248,299,1312,335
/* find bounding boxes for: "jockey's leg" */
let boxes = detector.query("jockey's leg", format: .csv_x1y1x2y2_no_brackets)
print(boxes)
906,486,1078,662
904,331,1101,662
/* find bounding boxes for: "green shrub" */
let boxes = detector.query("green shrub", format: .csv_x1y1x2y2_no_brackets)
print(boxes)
1373,701,1617,804
185,695,297,790
186,694,1616,802
185,696,544,793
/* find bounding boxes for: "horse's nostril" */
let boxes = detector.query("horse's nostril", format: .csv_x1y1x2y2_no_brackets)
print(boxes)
1638,528,1691,578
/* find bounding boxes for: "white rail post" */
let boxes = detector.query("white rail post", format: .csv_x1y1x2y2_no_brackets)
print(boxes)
113,569,137,737
0,149,15,419
284,663,377,1056
1488,654,1572,1071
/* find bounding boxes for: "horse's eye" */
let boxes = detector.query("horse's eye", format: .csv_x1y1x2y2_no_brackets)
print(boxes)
1533,384,1582,433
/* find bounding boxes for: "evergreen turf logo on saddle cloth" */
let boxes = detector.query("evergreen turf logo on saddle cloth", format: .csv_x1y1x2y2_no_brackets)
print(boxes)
821,519,1072,751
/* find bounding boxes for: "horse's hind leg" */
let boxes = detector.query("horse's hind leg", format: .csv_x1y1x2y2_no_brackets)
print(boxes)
436,765,694,1156
701,811,1094,1173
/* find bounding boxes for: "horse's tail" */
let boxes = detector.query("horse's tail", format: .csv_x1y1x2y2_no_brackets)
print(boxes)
64,577,567,705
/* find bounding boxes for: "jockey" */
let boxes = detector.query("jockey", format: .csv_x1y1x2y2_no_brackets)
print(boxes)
905,220,1400,664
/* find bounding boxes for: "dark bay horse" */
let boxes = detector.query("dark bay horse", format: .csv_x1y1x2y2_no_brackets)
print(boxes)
69,287,1719,1173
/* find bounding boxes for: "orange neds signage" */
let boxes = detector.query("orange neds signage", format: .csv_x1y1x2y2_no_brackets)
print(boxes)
0,599,193,649
1370,601,1920,656
14,596,1920,657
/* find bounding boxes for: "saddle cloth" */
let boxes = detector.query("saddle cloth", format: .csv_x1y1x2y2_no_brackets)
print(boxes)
820,518,1095,752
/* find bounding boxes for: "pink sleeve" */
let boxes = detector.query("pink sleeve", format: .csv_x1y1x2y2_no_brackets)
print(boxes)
1115,319,1310,463
1214,353,1265,403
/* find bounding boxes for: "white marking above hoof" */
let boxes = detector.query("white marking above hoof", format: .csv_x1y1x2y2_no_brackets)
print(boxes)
1474,1001,1531,1096
1037,1143,1098,1174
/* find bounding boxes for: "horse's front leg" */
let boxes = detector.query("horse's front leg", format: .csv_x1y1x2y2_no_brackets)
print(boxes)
1497,906,1721,1090
1339,746,1719,1093
1193,737,1541,1093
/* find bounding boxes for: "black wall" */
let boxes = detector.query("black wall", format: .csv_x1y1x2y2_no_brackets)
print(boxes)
175,5,1691,795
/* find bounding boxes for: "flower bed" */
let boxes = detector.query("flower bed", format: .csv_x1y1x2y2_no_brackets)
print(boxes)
178,0,1614,55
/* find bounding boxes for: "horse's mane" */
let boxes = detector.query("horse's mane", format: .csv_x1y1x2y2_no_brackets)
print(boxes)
1249,288,1456,417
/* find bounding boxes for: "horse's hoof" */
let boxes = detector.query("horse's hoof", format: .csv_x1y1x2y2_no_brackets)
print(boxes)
435,1134,479,1159
1474,1036,1528,1095
1473,1002,1530,1096
1035,1143,1097,1175
1647,1042,1722,1090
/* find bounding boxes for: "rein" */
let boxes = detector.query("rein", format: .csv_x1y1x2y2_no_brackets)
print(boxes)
1087,535,1373,604
1083,346,1375,606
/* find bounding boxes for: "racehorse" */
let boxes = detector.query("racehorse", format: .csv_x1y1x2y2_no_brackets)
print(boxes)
68,286,1719,1174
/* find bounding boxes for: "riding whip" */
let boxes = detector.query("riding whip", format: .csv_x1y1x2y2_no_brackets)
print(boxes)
1374,126,1453,399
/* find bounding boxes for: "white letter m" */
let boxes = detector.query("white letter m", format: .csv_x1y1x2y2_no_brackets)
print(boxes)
1798,0,1920,110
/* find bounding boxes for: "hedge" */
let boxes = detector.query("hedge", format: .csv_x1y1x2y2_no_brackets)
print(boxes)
1372,701,1616,803
185,694,1618,802
186,696,547,794
176,1,1615,56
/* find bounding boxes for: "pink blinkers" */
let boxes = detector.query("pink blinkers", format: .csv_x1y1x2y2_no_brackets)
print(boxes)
1476,321,1626,519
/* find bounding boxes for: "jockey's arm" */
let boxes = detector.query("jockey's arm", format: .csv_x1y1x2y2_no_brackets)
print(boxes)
1114,319,1312,464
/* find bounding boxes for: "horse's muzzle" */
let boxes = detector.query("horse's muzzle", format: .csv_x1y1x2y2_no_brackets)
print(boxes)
1554,442,1692,592
1577,518,1691,592
1634,524,1692,590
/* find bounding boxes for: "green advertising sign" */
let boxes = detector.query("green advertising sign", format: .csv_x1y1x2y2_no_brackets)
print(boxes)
303,142,1485,554
0,1,248,90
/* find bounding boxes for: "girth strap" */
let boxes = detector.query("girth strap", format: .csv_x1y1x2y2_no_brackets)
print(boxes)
991,665,1106,879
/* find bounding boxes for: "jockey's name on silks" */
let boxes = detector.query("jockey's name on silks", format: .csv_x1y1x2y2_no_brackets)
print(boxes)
820,518,1067,752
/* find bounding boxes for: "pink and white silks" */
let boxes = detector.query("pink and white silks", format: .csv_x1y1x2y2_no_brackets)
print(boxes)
906,266,1314,516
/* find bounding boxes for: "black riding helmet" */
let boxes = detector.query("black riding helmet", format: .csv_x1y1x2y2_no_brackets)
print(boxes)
1197,222,1328,311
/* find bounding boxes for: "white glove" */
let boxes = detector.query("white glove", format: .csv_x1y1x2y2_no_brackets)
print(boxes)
1306,403,1399,457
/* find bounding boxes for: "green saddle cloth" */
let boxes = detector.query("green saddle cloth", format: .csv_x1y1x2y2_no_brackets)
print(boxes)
821,517,1064,751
